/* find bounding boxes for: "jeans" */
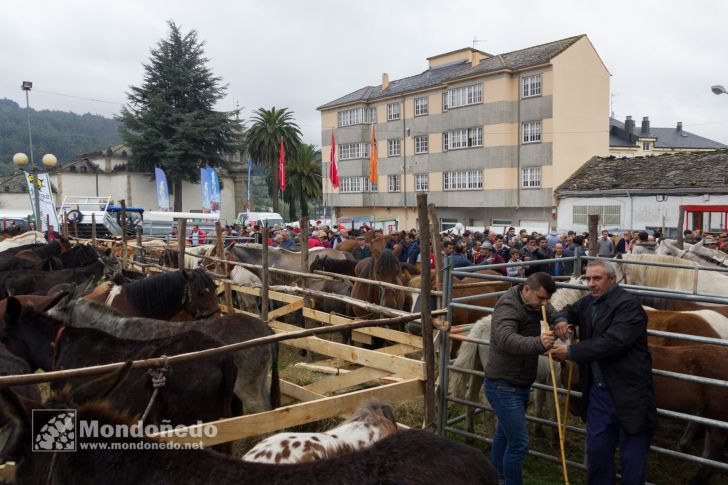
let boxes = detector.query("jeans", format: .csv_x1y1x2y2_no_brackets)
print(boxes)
484,378,531,485
586,385,653,485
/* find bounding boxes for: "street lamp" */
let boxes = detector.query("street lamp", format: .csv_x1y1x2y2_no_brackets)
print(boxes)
711,85,727,95
13,152,57,233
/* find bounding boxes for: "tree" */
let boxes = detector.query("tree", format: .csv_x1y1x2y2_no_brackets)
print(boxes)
283,144,322,221
117,21,236,211
245,107,302,213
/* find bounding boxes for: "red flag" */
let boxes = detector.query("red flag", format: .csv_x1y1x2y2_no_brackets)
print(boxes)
369,125,378,184
279,138,286,191
329,131,339,188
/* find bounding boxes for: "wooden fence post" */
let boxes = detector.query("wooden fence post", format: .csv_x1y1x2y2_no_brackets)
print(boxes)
417,194,436,430
428,203,443,306
215,221,234,313
177,219,187,272
120,200,128,270
91,213,97,247
62,211,69,238
676,207,686,250
588,214,599,259
261,227,269,322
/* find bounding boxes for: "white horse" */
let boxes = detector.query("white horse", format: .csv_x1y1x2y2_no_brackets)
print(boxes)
183,244,217,269
229,264,261,313
658,239,728,268
620,253,728,298
242,400,398,464
0,231,46,252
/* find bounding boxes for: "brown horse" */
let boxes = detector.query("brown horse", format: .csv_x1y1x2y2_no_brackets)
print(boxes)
336,234,392,257
351,249,406,319
84,268,220,321
645,309,721,346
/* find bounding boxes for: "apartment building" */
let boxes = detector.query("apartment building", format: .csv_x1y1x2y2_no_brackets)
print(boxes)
610,116,726,158
317,34,610,230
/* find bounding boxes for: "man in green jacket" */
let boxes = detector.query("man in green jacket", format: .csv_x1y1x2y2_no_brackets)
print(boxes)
484,272,558,485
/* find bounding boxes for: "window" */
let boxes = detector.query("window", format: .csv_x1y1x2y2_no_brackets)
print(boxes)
337,107,376,127
338,143,369,160
388,175,401,192
522,74,541,98
387,102,400,121
442,127,483,150
443,170,483,190
415,173,429,192
522,121,541,143
572,205,621,225
387,139,401,157
442,83,483,111
414,135,429,154
340,176,378,193
491,218,512,226
414,97,428,116
521,167,541,188
642,142,650,151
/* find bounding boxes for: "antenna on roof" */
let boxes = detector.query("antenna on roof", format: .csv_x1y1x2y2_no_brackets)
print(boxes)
472,37,487,49
610,93,619,119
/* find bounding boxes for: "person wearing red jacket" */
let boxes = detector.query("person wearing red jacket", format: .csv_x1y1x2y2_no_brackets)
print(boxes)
188,225,206,246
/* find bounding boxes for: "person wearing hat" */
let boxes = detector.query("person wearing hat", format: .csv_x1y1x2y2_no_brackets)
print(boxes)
354,236,371,260
307,228,324,249
386,231,401,251
475,241,507,275
703,236,719,250
319,230,333,248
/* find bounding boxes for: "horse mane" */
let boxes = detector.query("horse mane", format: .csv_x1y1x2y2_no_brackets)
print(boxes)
550,277,587,311
401,263,420,276
347,399,397,428
122,272,188,319
315,256,357,275
374,249,401,279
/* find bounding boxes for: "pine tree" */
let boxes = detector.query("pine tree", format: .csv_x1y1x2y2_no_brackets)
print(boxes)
118,21,235,211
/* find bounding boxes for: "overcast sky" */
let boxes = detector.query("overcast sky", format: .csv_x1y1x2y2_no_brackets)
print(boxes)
2,0,728,154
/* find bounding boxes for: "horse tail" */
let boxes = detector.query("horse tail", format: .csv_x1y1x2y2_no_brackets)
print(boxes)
448,317,490,399
270,343,280,409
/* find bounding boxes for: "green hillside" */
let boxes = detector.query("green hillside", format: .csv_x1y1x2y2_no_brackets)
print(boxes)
0,98,121,176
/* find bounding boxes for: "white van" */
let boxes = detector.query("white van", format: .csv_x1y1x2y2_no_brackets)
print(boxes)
236,211,285,228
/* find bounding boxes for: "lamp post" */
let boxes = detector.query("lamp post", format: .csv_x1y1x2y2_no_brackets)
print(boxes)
12,152,57,233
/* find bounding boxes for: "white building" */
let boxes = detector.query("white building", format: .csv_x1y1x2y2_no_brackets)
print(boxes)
555,150,728,235
0,145,251,224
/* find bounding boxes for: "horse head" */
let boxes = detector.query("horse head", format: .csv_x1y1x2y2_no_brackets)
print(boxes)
374,250,405,310
181,269,220,319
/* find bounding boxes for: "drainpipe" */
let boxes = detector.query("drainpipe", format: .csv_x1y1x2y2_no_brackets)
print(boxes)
516,85,521,217
625,190,634,229
402,95,408,227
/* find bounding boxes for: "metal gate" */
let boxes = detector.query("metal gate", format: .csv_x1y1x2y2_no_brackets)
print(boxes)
437,253,728,478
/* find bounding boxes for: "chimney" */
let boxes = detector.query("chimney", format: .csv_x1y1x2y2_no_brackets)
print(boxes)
676,121,683,132
470,50,481,67
624,115,634,134
382,73,389,90
641,116,650,134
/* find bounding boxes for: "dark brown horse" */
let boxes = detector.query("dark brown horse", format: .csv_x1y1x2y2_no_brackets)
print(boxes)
1,297,239,431
0,380,498,484
351,249,406,319
83,268,220,321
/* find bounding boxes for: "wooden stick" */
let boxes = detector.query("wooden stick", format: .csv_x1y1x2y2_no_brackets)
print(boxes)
541,305,570,485
0,311,424,388
417,193,436,430
215,221,233,311
120,199,127,270
261,227,269,322
177,219,186,272
91,213,97,247
428,203,443,308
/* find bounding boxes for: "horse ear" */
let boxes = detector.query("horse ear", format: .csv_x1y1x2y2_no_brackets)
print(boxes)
181,269,193,281
70,361,133,406
36,291,70,314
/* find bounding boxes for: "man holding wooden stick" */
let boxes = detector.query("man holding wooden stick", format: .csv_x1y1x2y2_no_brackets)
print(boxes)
551,260,656,485
484,272,558,485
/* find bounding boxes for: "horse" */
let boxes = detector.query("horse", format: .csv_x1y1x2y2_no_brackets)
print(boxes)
0,377,498,485
83,268,220,321
0,256,119,299
658,239,728,268
310,254,358,276
243,400,398,464
351,249,406,319
0,231,46,252
50,297,280,413
1,297,239,432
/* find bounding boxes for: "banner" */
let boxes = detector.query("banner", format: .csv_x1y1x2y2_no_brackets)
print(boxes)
369,125,378,183
246,158,252,211
329,131,339,188
279,138,286,191
208,167,221,215
200,167,211,212
154,168,170,210
24,171,59,232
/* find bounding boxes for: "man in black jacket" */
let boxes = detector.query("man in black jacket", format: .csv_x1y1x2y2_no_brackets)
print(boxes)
484,272,557,485
551,260,656,485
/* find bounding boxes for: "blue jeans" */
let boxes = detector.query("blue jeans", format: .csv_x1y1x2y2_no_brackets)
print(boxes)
484,378,531,485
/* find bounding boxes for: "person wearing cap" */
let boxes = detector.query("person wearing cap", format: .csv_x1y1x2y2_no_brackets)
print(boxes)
307,228,324,249
354,236,371,260
386,232,401,251
475,242,507,275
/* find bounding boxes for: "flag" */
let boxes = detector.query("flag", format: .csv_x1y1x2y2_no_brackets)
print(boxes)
329,131,339,188
200,167,211,211
369,125,378,184
279,138,286,191
208,167,221,215
246,158,252,210
154,168,170,210
24,171,59,232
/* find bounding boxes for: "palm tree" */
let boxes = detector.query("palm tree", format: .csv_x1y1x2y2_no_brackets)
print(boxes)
245,107,302,213
283,144,322,221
